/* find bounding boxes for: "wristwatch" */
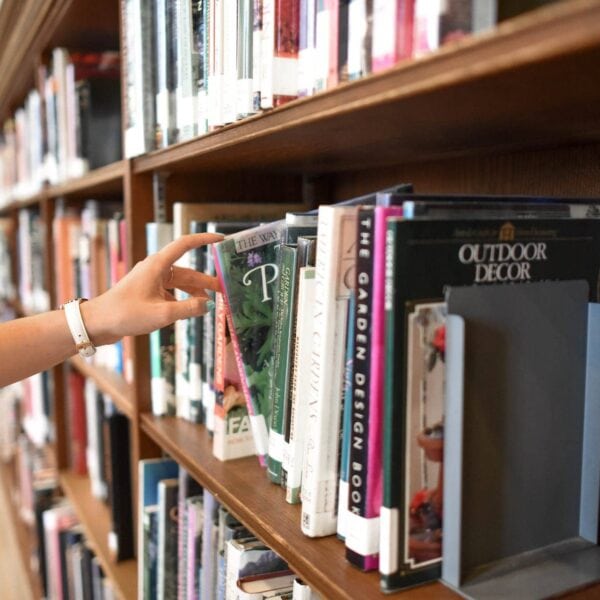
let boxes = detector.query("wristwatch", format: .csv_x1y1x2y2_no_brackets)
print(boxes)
61,298,96,358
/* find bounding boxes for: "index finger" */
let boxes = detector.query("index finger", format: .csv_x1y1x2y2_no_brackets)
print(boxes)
157,233,224,267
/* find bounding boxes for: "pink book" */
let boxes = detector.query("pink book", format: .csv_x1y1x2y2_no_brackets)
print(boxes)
367,207,403,523
372,0,414,73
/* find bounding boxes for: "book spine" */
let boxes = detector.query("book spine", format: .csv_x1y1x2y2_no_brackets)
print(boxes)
347,0,371,80
345,207,379,569
274,0,300,105
208,0,225,128
313,0,329,91
252,0,263,111
412,0,441,58
267,244,298,483
297,0,316,97
155,0,170,148
301,206,357,537
197,0,209,135
337,289,355,540
237,0,255,118
327,0,339,89
285,266,316,503
177,0,199,141
222,0,238,124
68,370,88,476
146,223,176,416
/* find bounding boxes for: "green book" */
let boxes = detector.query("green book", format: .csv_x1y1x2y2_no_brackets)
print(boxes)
213,220,286,466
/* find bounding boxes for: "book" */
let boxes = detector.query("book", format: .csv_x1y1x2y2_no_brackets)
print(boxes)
138,458,179,600
213,292,257,461
147,222,176,416
347,0,372,80
106,411,134,561
380,217,600,591
237,570,295,600
143,505,160,600
185,495,204,600
260,0,300,109
201,489,220,600
177,469,202,600
301,204,358,537
213,220,286,465
158,478,179,600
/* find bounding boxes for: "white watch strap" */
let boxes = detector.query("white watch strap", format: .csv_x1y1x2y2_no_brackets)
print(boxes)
63,299,96,357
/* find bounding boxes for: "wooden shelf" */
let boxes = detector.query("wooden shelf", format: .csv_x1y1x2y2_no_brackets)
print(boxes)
133,0,600,176
69,355,135,420
0,459,44,600
59,470,137,600
46,160,125,200
140,415,456,600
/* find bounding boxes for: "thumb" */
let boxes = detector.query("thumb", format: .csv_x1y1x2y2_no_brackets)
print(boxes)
168,296,214,322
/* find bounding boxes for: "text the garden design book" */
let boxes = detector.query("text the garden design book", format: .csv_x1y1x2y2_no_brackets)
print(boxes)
213,220,286,466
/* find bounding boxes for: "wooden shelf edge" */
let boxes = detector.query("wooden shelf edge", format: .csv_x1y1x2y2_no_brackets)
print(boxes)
47,160,125,199
68,356,135,420
59,470,137,600
133,0,600,174
140,415,456,600
0,460,44,599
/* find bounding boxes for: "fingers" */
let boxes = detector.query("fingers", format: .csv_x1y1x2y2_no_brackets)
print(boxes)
157,233,224,268
166,266,221,294
168,296,214,322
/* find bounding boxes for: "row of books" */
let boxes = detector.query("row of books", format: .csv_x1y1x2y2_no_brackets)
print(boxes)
123,0,501,158
139,456,319,599
204,189,600,594
0,48,122,207
2,429,114,600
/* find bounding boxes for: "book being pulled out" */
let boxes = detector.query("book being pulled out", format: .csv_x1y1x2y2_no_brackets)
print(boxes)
213,220,285,465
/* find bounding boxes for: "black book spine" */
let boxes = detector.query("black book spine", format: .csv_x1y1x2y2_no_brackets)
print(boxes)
108,413,134,561
345,207,375,568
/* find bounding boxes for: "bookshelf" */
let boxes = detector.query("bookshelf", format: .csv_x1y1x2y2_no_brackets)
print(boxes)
1,0,600,598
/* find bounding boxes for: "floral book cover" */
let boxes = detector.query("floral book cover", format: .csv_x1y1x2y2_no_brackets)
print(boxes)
212,220,285,465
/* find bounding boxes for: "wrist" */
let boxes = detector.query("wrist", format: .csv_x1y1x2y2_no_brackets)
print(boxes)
79,298,121,347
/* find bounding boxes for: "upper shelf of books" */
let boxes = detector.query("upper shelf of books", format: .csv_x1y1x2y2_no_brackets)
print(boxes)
132,0,600,175
0,0,119,123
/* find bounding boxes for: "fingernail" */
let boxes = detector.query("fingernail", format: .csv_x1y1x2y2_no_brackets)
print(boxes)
205,300,215,312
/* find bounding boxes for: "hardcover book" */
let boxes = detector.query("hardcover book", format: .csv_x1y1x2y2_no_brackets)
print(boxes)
158,478,179,600
380,217,600,591
213,220,286,465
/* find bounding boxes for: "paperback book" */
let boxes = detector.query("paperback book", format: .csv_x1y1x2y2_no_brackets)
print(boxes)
213,220,286,465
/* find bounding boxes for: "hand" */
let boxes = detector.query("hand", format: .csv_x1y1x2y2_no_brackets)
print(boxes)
81,233,223,346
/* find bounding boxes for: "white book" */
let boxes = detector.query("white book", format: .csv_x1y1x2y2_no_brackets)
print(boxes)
146,222,175,417
51,48,70,180
298,0,317,97
301,205,358,537
177,0,199,141
208,0,225,128
285,266,316,504
313,2,330,92
222,0,238,124
292,577,320,599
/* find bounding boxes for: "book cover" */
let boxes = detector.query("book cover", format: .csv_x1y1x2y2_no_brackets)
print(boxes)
213,292,257,461
301,204,358,537
380,217,600,591
213,220,286,465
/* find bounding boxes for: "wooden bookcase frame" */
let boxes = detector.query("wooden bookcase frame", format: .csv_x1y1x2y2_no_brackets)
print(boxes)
2,0,600,598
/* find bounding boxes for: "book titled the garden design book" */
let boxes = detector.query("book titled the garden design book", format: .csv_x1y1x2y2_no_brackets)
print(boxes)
213,220,285,466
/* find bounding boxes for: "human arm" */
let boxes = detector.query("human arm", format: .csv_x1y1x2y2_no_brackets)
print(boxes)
0,232,223,387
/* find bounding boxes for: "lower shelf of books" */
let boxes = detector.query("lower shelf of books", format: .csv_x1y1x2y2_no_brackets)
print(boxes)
140,414,457,600
59,470,137,600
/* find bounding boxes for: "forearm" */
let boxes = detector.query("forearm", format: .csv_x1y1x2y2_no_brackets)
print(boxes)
0,310,77,386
